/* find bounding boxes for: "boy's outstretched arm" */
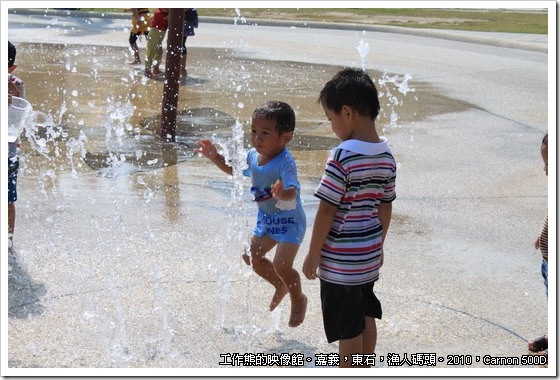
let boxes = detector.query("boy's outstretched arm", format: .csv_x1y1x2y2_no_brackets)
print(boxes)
195,139,233,176
302,199,338,280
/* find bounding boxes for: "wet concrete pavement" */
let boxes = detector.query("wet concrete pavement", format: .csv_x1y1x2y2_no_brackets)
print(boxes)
5,9,553,375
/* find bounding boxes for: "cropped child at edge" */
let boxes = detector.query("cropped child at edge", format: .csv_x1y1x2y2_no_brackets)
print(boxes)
527,133,548,357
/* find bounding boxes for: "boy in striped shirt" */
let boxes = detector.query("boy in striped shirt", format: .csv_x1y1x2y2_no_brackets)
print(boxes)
303,68,396,367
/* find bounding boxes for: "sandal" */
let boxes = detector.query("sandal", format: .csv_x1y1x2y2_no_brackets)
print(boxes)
528,335,548,352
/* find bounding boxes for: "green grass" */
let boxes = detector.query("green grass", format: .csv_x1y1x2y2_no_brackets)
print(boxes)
78,8,548,34
349,8,548,34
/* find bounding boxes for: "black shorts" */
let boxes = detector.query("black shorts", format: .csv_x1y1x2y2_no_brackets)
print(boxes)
320,279,382,343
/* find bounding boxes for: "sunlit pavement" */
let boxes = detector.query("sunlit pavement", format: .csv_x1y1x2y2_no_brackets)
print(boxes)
5,9,552,375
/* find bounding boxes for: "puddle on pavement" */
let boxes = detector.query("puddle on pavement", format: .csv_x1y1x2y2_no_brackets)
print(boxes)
16,43,478,178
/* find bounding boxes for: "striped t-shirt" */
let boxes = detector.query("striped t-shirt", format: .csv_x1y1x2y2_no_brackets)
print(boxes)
539,209,548,261
315,138,396,285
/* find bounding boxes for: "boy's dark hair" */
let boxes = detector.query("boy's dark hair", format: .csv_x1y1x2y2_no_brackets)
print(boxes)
542,133,548,147
8,41,16,67
252,101,296,134
318,67,380,120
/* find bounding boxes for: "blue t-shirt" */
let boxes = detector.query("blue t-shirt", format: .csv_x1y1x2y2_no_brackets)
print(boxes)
243,148,306,244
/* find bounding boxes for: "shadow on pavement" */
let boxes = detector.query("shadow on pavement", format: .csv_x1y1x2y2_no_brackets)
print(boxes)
9,260,47,319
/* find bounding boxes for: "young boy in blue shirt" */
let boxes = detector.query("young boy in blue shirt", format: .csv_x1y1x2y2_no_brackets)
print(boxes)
196,101,307,327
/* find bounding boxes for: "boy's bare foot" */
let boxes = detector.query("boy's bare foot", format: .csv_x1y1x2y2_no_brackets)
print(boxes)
144,69,153,78
289,294,307,327
270,286,289,311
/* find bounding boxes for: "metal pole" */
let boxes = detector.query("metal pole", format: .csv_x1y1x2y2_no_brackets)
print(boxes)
160,8,185,141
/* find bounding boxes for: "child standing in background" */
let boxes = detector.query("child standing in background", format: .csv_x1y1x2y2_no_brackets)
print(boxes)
124,8,151,65
180,8,198,79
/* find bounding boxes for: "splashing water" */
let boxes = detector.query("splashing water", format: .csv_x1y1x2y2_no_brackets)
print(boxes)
97,101,136,177
234,8,247,26
103,270,132,367
22,109,89,190
104,100,134,148
211,118,250,329
233,8,248,48
22,110,57,156
378,72,415,129
229,118,248,222
136,175,155,203
268,306,282,333
65,129,88,178
356,39,370,70
148,267,179,362
354,35,415,130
